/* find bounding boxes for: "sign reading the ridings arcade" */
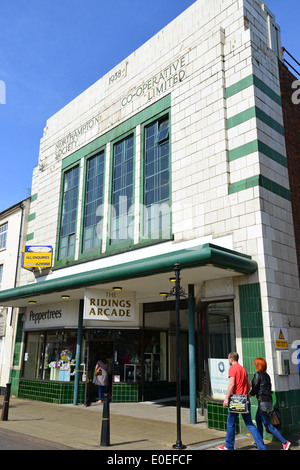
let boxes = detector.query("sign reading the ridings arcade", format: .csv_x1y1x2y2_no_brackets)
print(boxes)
84,289,136,322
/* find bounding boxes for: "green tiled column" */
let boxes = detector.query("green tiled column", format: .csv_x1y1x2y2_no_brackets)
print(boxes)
239,283,265,377
10,313,24,396
205,284,265,432
239,283,265,434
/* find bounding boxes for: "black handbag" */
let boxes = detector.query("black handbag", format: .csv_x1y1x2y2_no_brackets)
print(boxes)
259,400,274,415
228,394,249,414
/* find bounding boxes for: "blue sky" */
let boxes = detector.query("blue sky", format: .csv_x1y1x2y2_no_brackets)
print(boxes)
0,0,299,213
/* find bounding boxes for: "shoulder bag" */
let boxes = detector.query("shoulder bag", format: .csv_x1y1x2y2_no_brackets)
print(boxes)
228,380,249,414
228,394,249,414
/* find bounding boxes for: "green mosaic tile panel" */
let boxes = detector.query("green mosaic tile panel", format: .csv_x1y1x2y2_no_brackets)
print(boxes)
112,383,140,403
17,379,85,404
12,314,23,366
239,283,265,378
207,400,240,433
274,389,300,435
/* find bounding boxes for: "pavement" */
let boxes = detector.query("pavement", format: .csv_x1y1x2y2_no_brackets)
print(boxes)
0,394,299,454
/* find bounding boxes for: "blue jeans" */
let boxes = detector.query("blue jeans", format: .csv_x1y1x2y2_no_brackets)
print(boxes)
256,408,286,444
225,403,266,450
98,385,108,401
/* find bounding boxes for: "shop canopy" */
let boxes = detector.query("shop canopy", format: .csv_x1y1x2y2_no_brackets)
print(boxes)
0,243,257,308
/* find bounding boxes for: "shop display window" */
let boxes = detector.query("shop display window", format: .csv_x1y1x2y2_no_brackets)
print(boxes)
113,330,141,382
143,331,167,382
22,328,168,385
22,332,45,380
205,301,235,400
112,330,167,383
22,330,83,381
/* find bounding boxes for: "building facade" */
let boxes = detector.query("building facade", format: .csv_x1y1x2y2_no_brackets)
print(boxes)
0,0,299,434
0,200,30,392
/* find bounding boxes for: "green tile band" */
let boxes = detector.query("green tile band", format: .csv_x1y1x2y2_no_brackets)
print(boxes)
26,233,34,241
225,74,282,106
28,213,36,222
228,139,287,168
229,174,291,201
227,106,285,136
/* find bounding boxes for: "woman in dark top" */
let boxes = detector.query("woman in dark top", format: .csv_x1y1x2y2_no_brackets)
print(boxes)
250,358,291,450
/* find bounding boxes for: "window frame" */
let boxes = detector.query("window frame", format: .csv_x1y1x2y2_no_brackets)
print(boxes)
0,264,3,289
79,148,106,257
56,165,80,263
106,130,136,252
140,111,172,243
202,300,236,401
0,222,8,250
53,96,171,270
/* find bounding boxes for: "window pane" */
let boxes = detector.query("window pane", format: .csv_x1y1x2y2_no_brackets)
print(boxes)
114,330,141,383
110,134,134,245
207,302,235,358
0,223,8,250
23,332,45,379
59,167,79,259
143,116,170,239
207,301,235,400
45,330,78,381
0,265,3,289
82,152,105,253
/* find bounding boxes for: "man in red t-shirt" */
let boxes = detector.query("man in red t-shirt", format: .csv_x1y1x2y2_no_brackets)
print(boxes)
219,352,266,450
224,354,250,402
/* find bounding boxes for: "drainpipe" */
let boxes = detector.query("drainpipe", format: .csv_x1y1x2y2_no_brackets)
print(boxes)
10,203,25,326
8,202,25,388
73,299,84,405
188,284,196,424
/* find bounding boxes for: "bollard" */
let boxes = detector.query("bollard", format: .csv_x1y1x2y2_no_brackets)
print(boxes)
1,383,11,421
100,393,110,446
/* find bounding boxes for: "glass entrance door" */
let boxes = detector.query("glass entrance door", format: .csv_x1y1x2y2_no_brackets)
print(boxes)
84,331,114,405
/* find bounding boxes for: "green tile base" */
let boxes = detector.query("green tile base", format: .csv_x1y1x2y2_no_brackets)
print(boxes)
15,379,184,405
17,379,85,404
112,383,140,402
206,399,240,433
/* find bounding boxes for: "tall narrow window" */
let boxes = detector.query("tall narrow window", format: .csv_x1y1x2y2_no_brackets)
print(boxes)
82,151,105,252
263,4,281,58
143,116,170,239
0,264,3,289
58,166,79,259
0,223,8,250
206,301,235,400
110,134,134,245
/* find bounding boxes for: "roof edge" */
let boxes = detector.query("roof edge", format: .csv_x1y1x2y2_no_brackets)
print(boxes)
0,243,257,303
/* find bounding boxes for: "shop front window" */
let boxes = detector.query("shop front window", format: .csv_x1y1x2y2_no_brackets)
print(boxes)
23,330,80,381
112,330,167,383
206,301,235,400
23,332,45,380
143,331,167,382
